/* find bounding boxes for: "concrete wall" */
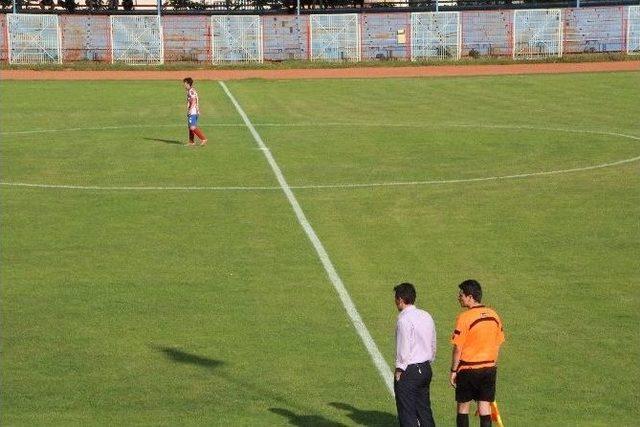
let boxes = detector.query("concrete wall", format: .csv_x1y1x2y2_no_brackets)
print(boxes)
262,15,309,61
563,6,625,54
361,12,410,60
163,15,210,62
59,15,111,62
0,14,7,61
461,10,512,57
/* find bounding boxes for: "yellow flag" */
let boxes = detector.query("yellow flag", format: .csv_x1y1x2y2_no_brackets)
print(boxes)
491,401,504,427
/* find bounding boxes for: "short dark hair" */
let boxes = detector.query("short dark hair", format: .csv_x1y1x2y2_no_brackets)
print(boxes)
458,279,482,302
183,77,193,86
394,282,416,305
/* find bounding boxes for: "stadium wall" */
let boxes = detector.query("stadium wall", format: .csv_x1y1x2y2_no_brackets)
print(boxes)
0,14,7,61
2,6,636,63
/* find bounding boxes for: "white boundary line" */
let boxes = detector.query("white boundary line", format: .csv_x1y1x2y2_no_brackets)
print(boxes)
0,182,280,191
1,155,638,192
3,122,640,137
219,81,395,395
1,123,638,192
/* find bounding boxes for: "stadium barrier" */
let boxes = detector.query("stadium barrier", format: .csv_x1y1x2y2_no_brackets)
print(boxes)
7,13,61,63
629,5,640,54
1,6,637,64
563,6,625,54
513,9,563,59
309,14,361,61
411,11,461,60
212,15,263,63
110,15,163,64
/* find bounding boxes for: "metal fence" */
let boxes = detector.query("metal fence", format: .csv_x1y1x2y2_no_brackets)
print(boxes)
1,0,638,14
1,5,638,62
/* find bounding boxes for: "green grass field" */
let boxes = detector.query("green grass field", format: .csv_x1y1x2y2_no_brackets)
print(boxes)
1,72,639,426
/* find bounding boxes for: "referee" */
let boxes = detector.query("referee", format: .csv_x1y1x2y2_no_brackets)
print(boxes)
393,282,436,427
450,280,505,427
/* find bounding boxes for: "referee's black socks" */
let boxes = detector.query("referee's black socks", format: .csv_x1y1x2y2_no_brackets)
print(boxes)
456,412,491,427
480,414,492,427
456,413,469,427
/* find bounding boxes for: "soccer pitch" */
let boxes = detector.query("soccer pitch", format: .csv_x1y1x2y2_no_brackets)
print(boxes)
1,72,639,425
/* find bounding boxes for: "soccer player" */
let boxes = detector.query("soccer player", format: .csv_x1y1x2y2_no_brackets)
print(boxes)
450,279,505,427
183,77,207,146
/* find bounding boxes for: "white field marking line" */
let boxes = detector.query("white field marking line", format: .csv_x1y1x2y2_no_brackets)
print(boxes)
1,155,639,192
290,155,640,189
3,121,639,139
0,123,246,135
219,81,395,396
1,124,638,192
0,182,281,191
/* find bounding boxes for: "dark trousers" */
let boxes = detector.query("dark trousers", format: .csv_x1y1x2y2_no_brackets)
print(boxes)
394,361,436,427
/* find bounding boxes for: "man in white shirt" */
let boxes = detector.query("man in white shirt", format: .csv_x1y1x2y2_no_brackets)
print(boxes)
394,282,437,427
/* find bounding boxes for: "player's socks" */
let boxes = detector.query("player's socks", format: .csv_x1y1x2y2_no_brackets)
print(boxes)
456,413,469,427
193,128,207,141
480,414,492,427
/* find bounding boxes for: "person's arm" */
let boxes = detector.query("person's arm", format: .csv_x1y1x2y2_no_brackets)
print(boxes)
450,344,462,387
450,314,466,387
431,318,437,362
395,319,410,381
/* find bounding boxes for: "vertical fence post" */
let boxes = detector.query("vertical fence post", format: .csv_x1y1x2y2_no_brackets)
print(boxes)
157,0,161,19
12,0,16,13
435,0,439,13
296,0,300,16
577,0,580,8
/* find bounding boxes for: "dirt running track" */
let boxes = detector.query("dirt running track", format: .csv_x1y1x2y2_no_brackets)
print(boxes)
1,61,638,80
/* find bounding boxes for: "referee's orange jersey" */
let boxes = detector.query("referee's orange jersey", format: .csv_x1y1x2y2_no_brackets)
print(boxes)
451,305,505,371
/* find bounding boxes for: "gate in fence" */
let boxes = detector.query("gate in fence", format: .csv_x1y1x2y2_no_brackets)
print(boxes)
211,15,263,63
309,14,360,61
411,12,461,61
628,6,640,55
7,14,61,64
111,15,163,64
513,9,563,59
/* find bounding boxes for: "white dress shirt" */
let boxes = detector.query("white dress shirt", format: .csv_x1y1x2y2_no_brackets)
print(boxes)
395,305,436,371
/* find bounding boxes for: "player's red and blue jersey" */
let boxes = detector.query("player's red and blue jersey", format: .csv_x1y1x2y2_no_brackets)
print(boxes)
186,87,200,116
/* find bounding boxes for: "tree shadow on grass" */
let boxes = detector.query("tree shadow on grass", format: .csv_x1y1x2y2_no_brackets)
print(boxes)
153,345,224,369
143,137,184,145
329,402,397,426
269,408,347,427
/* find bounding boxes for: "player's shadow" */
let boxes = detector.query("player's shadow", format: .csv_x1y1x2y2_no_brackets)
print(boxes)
144,137,183,145
153,345,224,369
269,408,347,427
329,402,396,426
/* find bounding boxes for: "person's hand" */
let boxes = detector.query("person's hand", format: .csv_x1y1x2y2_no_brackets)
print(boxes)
449,371,457,388
395,369,403,382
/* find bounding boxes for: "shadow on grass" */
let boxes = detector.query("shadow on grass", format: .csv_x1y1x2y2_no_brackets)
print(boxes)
153,346,362,425
329,402,396,426
144,137,184,145
154,345,224,369
269,408,347,427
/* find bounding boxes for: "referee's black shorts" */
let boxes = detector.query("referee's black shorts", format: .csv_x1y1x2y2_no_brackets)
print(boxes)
455,367,497,402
